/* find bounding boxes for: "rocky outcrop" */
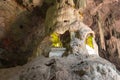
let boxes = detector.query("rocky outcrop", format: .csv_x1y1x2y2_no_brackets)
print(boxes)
0,0,120,72
0,55,120,80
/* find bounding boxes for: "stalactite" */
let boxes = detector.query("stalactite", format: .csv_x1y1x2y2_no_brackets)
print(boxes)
97,12,106,50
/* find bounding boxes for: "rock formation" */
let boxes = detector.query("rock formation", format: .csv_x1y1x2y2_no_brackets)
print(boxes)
0,55,120,80
0,1,120,80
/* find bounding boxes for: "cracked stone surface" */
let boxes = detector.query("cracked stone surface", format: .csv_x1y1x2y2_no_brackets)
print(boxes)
0,55,120,80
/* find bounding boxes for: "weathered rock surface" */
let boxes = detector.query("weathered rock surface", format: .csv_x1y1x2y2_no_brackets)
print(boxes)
83,0,120,70
0,0,45,67
0,0,120,73
0,55,120,80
